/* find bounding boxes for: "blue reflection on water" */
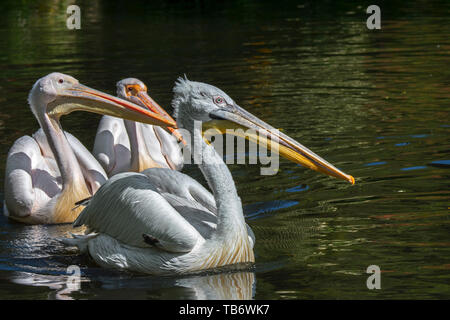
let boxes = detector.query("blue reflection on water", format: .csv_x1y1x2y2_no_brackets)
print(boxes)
244,200,299,220
400,166,427,171
376,134,428,140
428,160,450,168
364,161,387,166
286,184,310,193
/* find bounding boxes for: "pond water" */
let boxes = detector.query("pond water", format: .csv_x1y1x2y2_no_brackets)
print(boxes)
0,0,449,299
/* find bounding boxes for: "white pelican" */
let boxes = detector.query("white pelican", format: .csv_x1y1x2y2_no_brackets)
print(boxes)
3,73,175,225
63,77,354,275
93,78,183,177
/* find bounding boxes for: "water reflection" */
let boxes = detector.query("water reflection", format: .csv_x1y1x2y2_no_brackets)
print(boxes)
11,269,256,300
11,271,82,300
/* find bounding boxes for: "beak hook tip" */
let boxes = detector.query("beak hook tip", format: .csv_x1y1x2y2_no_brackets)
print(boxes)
349,175,355,185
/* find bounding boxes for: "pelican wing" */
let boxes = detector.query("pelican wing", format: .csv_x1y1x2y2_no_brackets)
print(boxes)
73,172,203,253
152,125,184,171
137,123,183,171
140,168,217,214
4,135,61,220
159,192,217,239
162,193,254,248
141,168,255,248
92,115,131,177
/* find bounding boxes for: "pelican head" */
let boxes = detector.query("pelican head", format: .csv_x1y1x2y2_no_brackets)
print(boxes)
29,73,176,128
116,77,184,142
116,78,148,105
172,77,355,184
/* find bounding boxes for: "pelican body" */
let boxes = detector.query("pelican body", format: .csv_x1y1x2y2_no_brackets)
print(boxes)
63,77,354,275
3,73,175,225
93,78,183,177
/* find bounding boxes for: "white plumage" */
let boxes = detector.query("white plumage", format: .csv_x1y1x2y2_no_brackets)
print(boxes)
3,73,176,224
3,128,107,224
93,78,183,177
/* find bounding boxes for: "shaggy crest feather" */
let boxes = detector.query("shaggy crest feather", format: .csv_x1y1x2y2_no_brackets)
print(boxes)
171,75,191,119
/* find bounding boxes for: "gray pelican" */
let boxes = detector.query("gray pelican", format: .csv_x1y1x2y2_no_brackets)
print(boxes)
3,73,175,225
63,77,354,275
93,78,183,177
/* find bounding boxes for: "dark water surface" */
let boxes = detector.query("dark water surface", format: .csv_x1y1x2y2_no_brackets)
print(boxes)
0,0,449,299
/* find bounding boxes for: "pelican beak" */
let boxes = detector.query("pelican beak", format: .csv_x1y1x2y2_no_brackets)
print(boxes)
134,90,186,145
206,104,355,184
46,83,176,129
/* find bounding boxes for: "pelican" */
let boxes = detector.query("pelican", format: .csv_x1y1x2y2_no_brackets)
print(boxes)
3,73,175,225
63,77,354,275
93,78,183,177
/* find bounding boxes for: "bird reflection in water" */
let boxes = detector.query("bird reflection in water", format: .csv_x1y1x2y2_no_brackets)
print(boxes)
10,269,255,300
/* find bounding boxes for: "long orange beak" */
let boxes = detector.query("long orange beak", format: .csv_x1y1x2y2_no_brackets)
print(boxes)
132,86,186,145
47,83,176,129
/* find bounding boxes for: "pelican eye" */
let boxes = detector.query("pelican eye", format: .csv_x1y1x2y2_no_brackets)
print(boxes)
58,79,64,84
214,96,225,105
